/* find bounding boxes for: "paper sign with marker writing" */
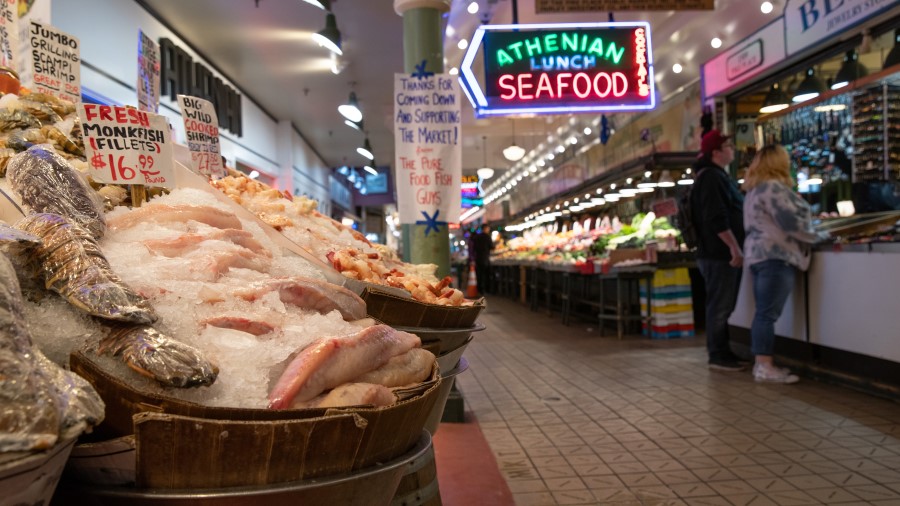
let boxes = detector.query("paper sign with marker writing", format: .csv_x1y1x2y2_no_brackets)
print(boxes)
177,94,224,179
77,103,175,188
394,73,461,225
0,0,18,71
25,22,80,103
137,30,160,113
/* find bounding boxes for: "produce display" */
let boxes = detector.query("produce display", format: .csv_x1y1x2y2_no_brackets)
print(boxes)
212,174,470,306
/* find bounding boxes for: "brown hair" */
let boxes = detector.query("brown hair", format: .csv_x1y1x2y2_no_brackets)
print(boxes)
742,144,793,191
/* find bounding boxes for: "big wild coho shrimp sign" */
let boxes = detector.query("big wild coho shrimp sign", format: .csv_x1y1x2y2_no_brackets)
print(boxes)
394,72,461,227
77,103,175,188
25,22,80,103
177,94,225,179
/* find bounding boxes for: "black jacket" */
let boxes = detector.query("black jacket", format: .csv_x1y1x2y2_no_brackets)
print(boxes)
690,159,745,261
472,232,493,264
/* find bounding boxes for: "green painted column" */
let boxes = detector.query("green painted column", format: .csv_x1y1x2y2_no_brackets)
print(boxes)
394,0,451,278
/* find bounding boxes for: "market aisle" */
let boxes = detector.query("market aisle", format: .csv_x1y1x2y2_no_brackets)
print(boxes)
455,296,900,506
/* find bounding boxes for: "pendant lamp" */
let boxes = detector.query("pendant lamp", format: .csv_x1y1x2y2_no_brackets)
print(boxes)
832,50,868,90
312,9,342,56
338,92,362,122
792,68,825,103
760,83,789,113
477,136,495,180
357,137,374,160
502,120,526,161
658,170,676,187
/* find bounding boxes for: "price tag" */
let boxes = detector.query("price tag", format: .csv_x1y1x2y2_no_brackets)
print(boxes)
137,30,160,113
0,0,18,71
77,103,175,188
652,198,678,218
25,22,80,103
176,94,224,179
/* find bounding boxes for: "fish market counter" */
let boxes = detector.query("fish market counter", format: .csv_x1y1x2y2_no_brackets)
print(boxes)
728,242,900,396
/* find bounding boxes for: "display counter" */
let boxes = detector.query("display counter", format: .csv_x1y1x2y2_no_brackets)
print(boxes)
729,212,900,395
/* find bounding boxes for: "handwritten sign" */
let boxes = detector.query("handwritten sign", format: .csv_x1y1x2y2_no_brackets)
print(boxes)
137,30,160,113
77,103,175,188
25,22,79,102
393,73,461,225
177,94,224,179
0,0,17,71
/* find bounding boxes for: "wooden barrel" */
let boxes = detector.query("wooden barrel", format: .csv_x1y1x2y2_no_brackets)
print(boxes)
391,442,440,506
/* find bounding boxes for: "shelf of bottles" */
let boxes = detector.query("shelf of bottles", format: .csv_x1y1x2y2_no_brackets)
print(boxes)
852,83,900,182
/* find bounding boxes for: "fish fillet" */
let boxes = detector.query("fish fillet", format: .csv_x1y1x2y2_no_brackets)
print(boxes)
352,348,434,387
202,315,279,336
268,325,420,409
235,277,366,321
143,229,270,258
108,204,243,231
292,382,396,409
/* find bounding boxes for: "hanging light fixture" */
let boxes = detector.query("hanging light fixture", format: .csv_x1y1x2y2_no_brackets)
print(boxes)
357,137,374,160
364,162,378,176
658,170,676,187
476,136,495,180
760,83,790,113
883,29,900,70
637,170,658,189
832,50,868,90
502,120,526,161
338,91,362,122
312,5,342,56
345,118,363,131
792,67,825,103
678,172,694,185
301,0,327,9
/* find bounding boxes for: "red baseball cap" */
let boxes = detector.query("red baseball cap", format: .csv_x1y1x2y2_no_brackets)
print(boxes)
700,129,731,156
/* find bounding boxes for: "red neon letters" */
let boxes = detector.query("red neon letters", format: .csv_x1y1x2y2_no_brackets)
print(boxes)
497,72,628,101
635,28,649,97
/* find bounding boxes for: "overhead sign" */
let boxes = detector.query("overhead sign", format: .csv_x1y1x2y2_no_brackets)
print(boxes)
177,94,225,179
461,175,483,208
78,103,175,188
25,22,80,103
535,0,713,11
702,20,786,99
460,22,655,116
394,72,462,228
784,0,896,56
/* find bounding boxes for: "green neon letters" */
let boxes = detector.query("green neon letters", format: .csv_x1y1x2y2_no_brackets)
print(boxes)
495,32,625,67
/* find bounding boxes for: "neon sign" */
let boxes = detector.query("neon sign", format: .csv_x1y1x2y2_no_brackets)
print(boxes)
459,23,655,116
461,175,484,208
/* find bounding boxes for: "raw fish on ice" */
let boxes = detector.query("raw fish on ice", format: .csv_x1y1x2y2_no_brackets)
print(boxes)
108,203,243,231
7,145,106,238
16,213,158,324
292,382,396,409
352,348,435,387
235,277,366,321
142,228,270,258
268,325,420,409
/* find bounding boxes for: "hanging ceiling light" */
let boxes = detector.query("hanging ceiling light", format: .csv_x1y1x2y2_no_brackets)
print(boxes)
312,8,342,56
792,67,825,103
364,163,378,176
678,172,694,185
345,118,363,131
338,92,362,122
658,170,676,187
637,170,658,188
301,0,327,9
502,120,526,161
357,137,374,160
883,29,900,70
832,50,868,90
760,83,790,113
477,136,495,180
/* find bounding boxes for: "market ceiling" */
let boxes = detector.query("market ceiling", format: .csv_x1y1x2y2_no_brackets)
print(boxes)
141,0,779,178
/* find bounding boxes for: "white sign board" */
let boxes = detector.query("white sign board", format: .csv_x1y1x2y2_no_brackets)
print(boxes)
25,22,80,103
16,0,49,81
784,0,896,56
137,30,160,113
701,19,786,99
0,0,17,71
177,94,225,179
77,103,175,188
393,73,462,227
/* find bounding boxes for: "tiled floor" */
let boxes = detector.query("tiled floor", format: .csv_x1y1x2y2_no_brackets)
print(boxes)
455,296,900,506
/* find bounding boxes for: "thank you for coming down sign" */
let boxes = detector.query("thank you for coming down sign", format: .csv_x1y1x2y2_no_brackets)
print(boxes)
0,0,17,71
394,72,462,228
177,94,225,179
460,22,655,116
25,22,80,103
78,103,175,188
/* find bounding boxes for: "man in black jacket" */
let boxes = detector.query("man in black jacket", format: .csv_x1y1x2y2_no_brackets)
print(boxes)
472,225,494,295
691,130,746,371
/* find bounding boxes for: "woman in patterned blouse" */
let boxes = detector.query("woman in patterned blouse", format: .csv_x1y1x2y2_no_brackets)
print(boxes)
742,145,826,383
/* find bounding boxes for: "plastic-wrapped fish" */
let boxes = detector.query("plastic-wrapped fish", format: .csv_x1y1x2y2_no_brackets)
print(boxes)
98,324,219,388
7,145,106,238
15,213,157,325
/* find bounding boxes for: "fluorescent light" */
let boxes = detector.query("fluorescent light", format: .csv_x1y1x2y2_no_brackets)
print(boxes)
760,104,789,114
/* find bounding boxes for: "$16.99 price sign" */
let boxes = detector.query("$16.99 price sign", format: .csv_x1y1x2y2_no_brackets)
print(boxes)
77,103,175,188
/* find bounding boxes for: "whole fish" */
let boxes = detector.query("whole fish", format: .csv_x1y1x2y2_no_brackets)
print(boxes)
7,145,106,238
15,213,157,325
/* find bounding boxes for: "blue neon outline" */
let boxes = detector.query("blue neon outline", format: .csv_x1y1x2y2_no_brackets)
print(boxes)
462,21,656,117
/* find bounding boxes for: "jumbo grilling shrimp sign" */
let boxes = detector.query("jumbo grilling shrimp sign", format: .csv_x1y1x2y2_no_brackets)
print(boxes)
459,22,656,116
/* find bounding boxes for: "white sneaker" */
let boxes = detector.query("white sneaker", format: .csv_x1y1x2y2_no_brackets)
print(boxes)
753,364,799,384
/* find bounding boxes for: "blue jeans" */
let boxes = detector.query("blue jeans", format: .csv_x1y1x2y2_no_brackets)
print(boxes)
750,259,797,357
697,258,742,361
